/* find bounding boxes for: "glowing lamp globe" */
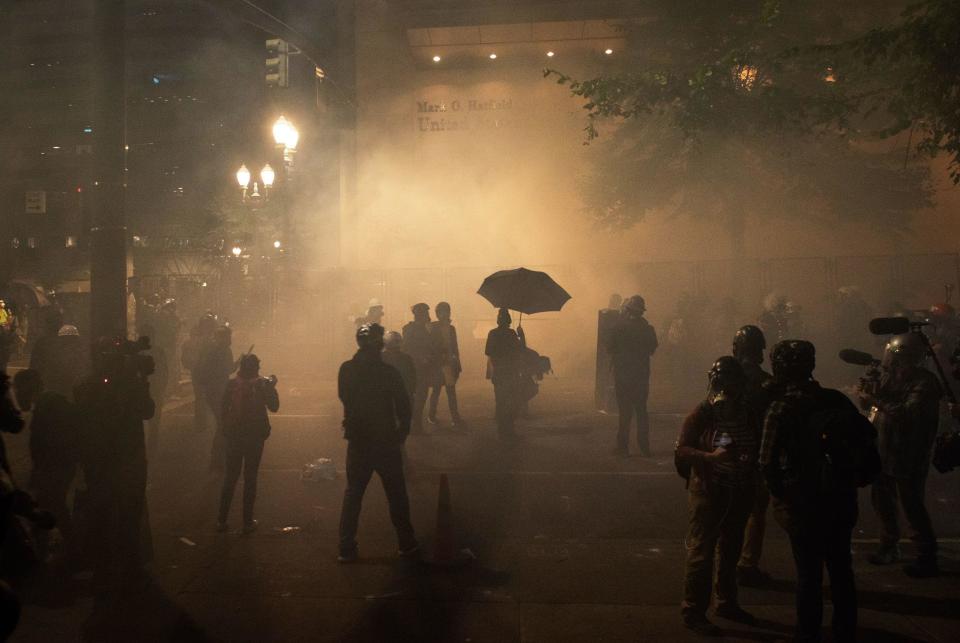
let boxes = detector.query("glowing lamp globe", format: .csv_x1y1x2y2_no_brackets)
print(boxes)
236,163,251,188
260,164,275,188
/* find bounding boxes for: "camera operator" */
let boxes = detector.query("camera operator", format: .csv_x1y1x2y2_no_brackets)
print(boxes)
859,333,942,577
216,354,279,534
74,336,155,593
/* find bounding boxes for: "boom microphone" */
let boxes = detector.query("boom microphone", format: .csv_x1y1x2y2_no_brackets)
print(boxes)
839,349,878,366
869,317,911,335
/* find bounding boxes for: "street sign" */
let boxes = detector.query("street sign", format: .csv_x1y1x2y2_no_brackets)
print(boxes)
25,190,46,214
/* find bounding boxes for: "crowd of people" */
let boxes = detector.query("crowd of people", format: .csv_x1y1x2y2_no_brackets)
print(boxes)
596,289,953,640
0,285,956,642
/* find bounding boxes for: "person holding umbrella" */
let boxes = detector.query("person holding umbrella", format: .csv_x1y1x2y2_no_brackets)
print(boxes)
609,295,658,457
477,268,572,439
485,308,524,440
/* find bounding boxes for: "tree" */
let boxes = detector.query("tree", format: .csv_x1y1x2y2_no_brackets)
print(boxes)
549,1,934,251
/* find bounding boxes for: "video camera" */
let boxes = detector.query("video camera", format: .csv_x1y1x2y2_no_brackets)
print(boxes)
96,335,155,382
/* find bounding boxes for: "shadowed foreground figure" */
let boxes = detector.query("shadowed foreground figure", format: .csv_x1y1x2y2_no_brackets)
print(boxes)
731,325,774,587
860,332,941,577
675,357,760,636
608,295,658,456
217,354,279,535
337,323,418,562
761,340,879,643
74,337,155,593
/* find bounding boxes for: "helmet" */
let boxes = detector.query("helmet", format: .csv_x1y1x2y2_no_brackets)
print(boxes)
57,324,79,337
411,303,430,316
356,322,385,348
708,356,746,392
239,353,260,374
368,298,383,309
384,331,403,349
770,340,816,380
732,325,765,358
622,295,646,316
883,333,926,368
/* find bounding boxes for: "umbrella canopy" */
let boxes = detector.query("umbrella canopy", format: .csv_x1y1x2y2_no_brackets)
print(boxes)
477,267,571,315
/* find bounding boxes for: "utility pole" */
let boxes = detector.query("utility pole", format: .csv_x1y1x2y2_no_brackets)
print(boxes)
90,0,128,339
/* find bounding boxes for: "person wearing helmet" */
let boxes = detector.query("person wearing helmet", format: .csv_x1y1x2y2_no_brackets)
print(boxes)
337,323,418,563
761,340,878,643
382,331,416,404
217,354,279,534
595,294,622,413
485,308,524,440
730,325,774,587
607,294,658,456
675,356,760,635
402,303,441,434
428,302,465,429
859,332,942,577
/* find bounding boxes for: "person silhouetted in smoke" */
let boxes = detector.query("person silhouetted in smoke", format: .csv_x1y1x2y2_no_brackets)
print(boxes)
861,332,941,577
217,354,279,535
28,309,66,388
198,326,237,470
74,337,155,593
402,303,440,434
337,323,418,563
608,295,658,456
675,357,760,636
761,340,879,643
183,313,217,432
428,302,465,429
485,308,524,440
595,293,622,413
13,369,79,563
139,323,169,459
731,325,775,588
382,331,417,404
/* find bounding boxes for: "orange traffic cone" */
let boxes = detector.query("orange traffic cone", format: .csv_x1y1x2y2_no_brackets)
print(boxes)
431,473,472,568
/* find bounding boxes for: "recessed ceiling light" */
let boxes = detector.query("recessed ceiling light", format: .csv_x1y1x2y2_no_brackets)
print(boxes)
489,53,497,60
604,48,614,55
546,51,555,57
432,55,441,62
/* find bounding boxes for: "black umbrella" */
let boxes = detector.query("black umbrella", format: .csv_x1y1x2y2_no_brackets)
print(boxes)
477,267,571,315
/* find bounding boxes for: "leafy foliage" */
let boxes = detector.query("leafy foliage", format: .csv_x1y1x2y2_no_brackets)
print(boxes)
548,0,937,241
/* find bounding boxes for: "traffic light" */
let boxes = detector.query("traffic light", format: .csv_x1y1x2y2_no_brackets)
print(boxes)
266,38,289,87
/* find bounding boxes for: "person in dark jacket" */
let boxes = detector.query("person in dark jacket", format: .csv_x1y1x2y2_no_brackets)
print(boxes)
675,357,759,636
13,369,79,561
428,302,465,428
337,323,417,562
217,354,279,534
761,340,878,643
402,303,440,434
608,295,658,456
860,332,942,577
485,308,524,440
383,331,417,403
731,325,775,587
74,337,155,592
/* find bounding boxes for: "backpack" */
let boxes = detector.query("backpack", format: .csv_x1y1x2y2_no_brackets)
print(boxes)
777,390,880,494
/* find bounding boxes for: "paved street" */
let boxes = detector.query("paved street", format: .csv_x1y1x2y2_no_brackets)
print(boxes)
8,378,960,642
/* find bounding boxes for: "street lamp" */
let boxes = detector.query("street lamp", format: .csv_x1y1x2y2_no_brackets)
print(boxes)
272,115,299,150
236,163,251,199
260,164,275,189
